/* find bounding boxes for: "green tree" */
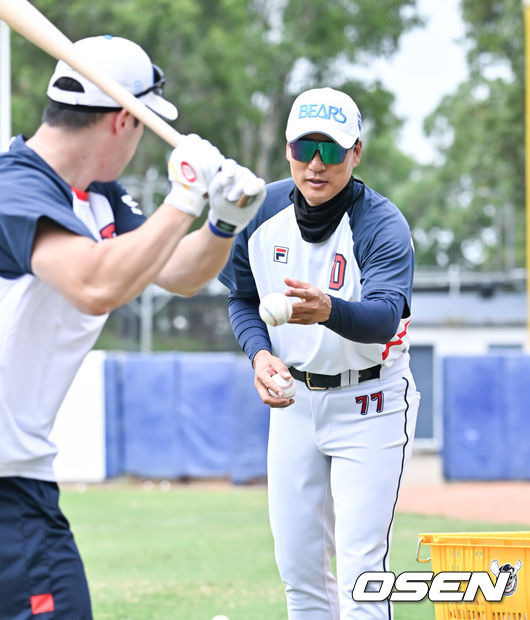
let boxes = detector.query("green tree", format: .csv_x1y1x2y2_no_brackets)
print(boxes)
10,0,420,191
403,0,524,269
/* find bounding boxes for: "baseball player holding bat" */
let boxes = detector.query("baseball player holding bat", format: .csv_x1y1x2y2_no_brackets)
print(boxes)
0,35,265,619
220,87,420,619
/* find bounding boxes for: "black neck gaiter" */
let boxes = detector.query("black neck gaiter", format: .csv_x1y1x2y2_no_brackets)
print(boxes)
291,177,356,243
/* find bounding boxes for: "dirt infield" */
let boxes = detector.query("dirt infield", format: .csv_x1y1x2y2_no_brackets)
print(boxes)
397,453,530,525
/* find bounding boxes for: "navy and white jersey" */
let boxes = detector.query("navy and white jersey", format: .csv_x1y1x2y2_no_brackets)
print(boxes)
219,177,414,375
0,136,146,481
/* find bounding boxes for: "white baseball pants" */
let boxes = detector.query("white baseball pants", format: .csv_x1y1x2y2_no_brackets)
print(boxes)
267,371,420,620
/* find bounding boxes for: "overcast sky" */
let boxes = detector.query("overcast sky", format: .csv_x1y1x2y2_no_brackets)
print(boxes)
370,0,469,163
0,1,471,160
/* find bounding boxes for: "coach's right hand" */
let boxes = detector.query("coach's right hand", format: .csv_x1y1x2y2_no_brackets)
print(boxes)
253,350,295,408
165,134,224,217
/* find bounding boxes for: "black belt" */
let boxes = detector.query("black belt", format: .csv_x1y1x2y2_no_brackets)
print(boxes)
289,365,381,391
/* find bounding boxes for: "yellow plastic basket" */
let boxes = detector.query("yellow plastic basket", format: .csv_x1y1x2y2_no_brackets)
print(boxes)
417,531,530,620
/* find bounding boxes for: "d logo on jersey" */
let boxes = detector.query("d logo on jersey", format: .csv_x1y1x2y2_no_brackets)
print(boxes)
329,253,346,290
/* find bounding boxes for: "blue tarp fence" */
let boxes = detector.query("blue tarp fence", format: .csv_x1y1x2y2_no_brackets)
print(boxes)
105,352,270,484
102,351,530,482
443,354,530,480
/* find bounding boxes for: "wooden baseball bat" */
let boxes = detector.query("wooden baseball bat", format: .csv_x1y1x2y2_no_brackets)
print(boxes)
0,0,182,146
0,0,254,206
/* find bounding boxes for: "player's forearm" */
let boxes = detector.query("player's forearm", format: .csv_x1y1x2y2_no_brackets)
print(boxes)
155,222,233,296
228,294,272,362
321,291,405,344
31,204,195,315
83,204,197,311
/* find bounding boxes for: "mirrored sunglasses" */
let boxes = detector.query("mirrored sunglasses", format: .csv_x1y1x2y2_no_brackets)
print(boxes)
289,138,351,165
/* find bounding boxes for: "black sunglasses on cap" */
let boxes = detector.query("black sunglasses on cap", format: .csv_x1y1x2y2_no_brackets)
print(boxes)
136,64,166,97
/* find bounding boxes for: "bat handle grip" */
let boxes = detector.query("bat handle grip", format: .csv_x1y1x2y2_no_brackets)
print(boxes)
236,193,252,208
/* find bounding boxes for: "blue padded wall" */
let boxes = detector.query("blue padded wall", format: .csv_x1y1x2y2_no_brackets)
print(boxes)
177,352,242,478
121,353,185,478
104,354,125,478
442,355,530,480
502,355,530,477
105,352,270,482
230,355,271,483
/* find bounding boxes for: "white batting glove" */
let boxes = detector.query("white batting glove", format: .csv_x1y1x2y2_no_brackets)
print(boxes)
207,159,266,237
164,134,224,217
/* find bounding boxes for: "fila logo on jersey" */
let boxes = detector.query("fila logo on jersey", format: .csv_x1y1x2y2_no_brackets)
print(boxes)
329,253,346,290
298,104,347,124
274,246,289,263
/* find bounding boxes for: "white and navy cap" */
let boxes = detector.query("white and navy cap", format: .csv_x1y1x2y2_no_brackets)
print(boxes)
286,87,361,148
47,35,178,120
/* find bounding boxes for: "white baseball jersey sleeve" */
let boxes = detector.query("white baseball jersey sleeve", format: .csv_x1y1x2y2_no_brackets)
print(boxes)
0,136,146,481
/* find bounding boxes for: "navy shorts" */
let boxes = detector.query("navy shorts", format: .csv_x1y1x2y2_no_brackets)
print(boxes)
0,477,92,619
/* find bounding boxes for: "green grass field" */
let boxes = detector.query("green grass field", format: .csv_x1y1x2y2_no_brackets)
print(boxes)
60,481,525,620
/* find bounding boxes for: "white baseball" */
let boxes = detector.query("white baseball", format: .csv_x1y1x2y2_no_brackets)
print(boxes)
268,373,297,399
259,292,293,326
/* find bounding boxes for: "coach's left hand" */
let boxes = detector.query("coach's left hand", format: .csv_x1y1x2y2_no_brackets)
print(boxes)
284,277,332,324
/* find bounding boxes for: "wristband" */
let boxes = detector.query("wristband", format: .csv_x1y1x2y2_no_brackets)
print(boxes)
208,220,236,238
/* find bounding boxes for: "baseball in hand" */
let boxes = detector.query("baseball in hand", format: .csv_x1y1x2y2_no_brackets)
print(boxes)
268,373,297,399
259,293,293,326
